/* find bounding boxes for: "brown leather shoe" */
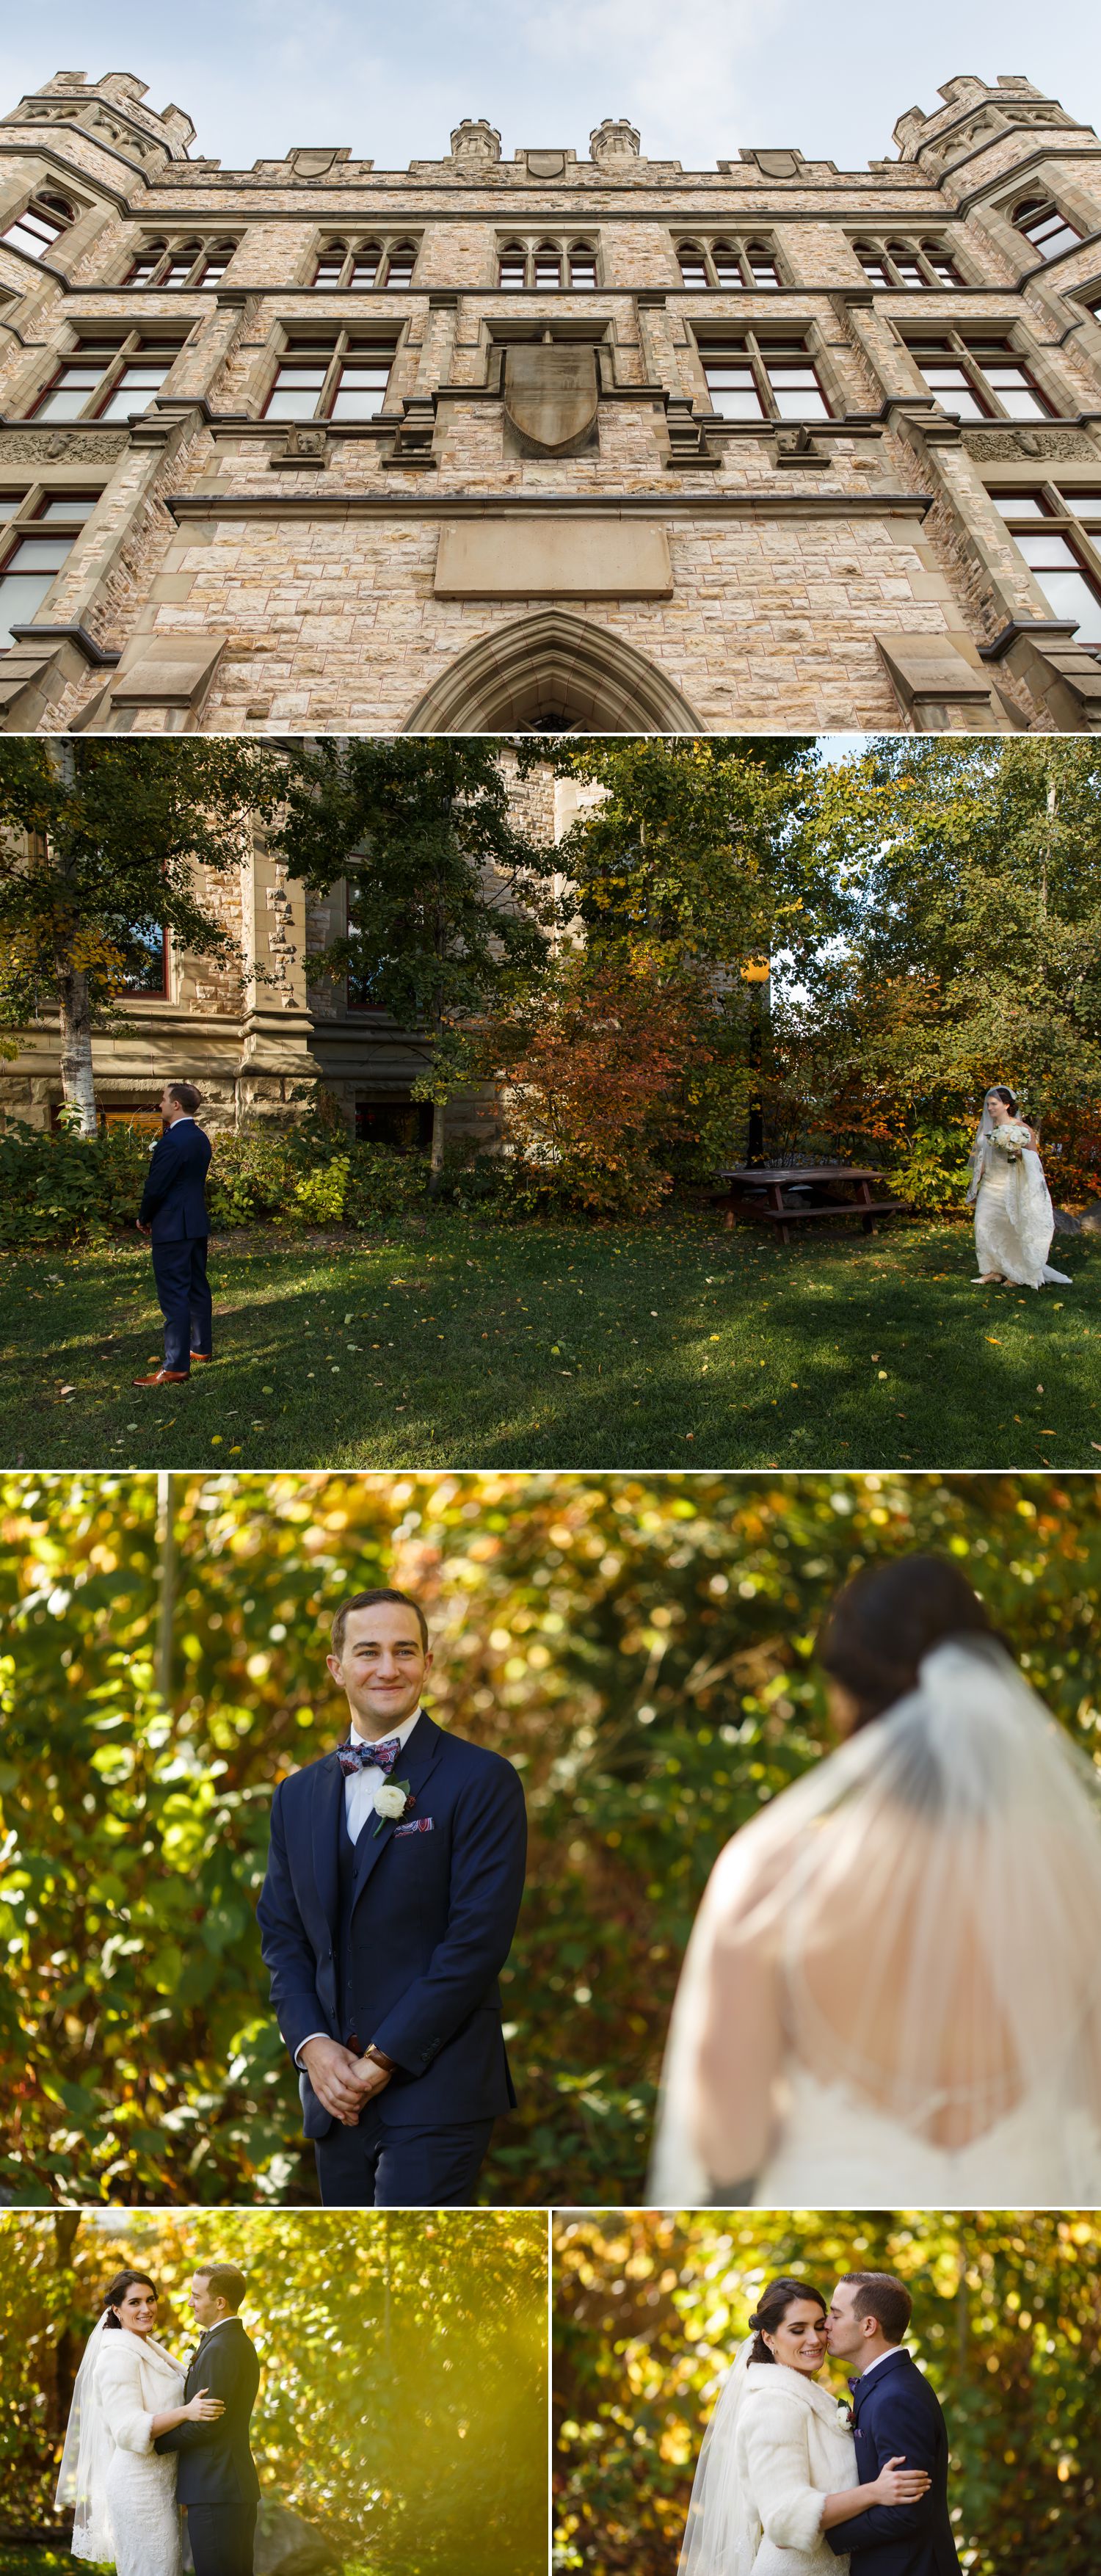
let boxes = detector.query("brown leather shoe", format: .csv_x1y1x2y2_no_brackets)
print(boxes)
189,1351,213,1363
132,1368,189,1386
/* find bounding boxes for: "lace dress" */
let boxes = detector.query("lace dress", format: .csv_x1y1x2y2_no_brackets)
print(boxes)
91,2333,184,2576
973,1125,1070,1288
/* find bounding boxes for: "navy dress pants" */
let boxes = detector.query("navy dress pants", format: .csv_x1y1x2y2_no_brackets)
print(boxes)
315,2102,495,2205
150,1235,212,1373
186,2503,256,2576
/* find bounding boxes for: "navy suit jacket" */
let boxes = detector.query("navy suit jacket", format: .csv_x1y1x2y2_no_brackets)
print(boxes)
826,2348,961,2576
153,2317,261,2507
256,1713,528,2138
139,1118,212,1241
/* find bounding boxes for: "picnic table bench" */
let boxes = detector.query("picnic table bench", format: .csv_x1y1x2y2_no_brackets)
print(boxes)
713,1164,907,1247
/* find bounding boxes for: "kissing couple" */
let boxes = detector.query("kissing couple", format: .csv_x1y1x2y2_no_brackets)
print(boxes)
57,2262,260,2576
680,2269,959,2576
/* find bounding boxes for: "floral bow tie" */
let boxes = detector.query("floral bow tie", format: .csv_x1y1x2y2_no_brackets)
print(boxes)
338,1735,401,1777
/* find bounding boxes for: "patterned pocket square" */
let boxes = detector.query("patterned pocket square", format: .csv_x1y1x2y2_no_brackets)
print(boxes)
393,1815,433,1835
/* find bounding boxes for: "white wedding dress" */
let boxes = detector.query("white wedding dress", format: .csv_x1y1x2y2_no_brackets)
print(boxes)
969,1114,1070,1289
57,2320,184,2576
679,2345,856,2576
650,1641,1101,2207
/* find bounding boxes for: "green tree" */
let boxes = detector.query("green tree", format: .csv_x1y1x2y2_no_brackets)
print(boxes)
1,1473,1100,2207
553,2209,1101,2576
0,741,282,1133
271,742,560,1186
0,2207,547,2576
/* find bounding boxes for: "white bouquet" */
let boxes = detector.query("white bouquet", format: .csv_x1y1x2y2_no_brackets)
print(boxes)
991,1119,1031,1165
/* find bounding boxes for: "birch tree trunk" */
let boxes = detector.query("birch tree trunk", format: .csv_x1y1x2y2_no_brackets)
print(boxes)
57,963,97,1134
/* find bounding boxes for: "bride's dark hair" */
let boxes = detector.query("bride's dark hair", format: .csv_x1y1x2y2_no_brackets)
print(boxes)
101,2269,158,2327
986,1084,1018,1114
746,2276,826,2363
817,1555,998,1733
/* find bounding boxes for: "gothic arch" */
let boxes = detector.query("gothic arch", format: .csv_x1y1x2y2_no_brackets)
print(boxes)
403,611,704,733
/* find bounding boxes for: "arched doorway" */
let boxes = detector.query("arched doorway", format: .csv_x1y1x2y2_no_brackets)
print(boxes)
404,611,704,732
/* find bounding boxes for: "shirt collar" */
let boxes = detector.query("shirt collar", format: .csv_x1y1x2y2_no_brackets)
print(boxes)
349,1707,422,1757
197,2315,237,2337
854,2345,901,2381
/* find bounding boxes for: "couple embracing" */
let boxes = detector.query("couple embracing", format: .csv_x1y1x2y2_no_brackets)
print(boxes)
680,2271,958,2576
57,2262,258,2576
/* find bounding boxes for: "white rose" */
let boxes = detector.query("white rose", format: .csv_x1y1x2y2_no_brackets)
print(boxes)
374,1782,407,1818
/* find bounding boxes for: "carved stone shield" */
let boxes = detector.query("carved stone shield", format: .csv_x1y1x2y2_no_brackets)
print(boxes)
504,344,599,454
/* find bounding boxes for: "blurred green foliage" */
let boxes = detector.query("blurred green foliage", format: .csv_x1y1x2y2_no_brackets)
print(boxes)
553,2208,1101,2576
0,2207,546,2576
1,1472,1099,2203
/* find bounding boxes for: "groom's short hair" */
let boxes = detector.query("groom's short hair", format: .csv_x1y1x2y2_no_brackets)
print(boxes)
840,2271,912,2344
195,2263,247,2312
330,1587,429,1655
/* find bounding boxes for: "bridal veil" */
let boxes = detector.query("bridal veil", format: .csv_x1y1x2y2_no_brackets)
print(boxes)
650,1639,1101,2202
56,2314,116,2561
677,2336,759,2576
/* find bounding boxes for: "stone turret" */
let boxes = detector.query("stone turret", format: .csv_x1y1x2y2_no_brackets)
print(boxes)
450,117,501,166
589,118,641,166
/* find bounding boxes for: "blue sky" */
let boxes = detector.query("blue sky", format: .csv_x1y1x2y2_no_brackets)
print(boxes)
1,1,1098,173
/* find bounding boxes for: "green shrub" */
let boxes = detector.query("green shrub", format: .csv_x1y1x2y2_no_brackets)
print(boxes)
342,1142,429,1222
0,1120,150,1246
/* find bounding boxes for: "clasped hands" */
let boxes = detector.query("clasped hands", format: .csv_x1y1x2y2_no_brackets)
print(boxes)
299,2035,395,2125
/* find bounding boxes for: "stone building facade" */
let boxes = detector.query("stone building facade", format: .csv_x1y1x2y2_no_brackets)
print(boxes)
0,758,579,1136
1,67,1101,734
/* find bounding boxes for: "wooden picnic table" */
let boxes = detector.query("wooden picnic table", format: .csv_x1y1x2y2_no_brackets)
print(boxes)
714,1164,906,1247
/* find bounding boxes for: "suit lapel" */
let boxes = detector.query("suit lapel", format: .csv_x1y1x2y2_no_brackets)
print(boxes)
310,1750,345,1927
349,1711,445,1905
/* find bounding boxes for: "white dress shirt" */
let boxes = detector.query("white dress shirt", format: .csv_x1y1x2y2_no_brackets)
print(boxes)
294,1708,423,2067
853,2343,901,2381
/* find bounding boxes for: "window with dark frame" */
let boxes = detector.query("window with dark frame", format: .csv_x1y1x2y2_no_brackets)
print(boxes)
906,332,1054,420
2,193,76,261
0,489,98,648
700,332,831,421
29,335,186,424
990,487,1101,642
568,244,597,289
1012,197,1083,261
263,334,396,421
677,238,785,290
125,238,237,290
117,926,170,997
495,239,599,289
855,238,964,289
311,238,416,289
354,1097,434,1150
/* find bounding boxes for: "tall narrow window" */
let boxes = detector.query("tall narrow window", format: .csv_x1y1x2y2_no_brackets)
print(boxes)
264,336,394,421
384,242,415,289
127,242,167,285
678,244,709,289
746,243,781,289
31,339,181,423
314,243,349,288
498,244,528,289
569,244,596,289
991,489,1101,640
712,242,741,286
351,245,383,286
1013,197,1082,261
0,491,98,647
702,334,830,421
534,244,562,290
2,194,75,261
857,244,892,287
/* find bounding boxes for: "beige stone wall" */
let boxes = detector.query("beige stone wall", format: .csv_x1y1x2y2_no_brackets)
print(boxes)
1,67,1100,731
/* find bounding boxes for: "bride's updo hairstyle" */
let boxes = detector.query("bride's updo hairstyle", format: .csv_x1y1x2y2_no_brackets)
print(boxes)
986,1085,1018,1114
101,2269,158,2328
817,1554,999,1733
746,2276,826,2363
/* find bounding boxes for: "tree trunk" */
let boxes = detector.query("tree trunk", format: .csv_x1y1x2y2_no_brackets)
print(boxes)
58,965,97,1134
429,1099,446,1194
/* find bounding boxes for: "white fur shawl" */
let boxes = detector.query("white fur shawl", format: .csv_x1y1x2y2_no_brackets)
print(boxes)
734,2363,857,2558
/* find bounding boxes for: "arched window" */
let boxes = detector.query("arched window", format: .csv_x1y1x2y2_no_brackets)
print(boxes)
199,241,236,289
712,242,741,286
887,241,925,289
534,242,562,290
351,243,383,286
569,244,596,290
3,193,75,261
162,240,204,288
498,243,527,290
127,239,167,286
920,241,962,287
384,241,416,288
857,242,892,288
677,242,708,289
314,241,349,287
745,242,781,289
1013,197,1081,261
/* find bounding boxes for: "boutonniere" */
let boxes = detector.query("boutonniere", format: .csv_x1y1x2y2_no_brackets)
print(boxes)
837,2400,854,2430
372,1779,413,1836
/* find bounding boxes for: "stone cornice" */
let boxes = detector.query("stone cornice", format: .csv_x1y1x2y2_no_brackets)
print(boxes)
164,485,930,521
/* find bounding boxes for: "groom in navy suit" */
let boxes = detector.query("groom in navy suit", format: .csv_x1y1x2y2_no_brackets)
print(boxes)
132,1080,214,1387
257,1587,528,2206
825,2274,962,2576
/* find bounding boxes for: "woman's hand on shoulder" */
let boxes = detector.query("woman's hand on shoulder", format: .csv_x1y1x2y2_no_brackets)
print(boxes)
868,2456,931,2508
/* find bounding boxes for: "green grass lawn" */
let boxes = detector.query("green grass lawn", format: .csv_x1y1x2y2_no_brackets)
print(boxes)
2,1213,1098,1470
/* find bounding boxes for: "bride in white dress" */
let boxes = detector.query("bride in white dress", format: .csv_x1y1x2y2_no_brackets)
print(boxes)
56,2268,225,2576
677,2278,929,2576
968,1084,1070,1288
650,1555,1101,2206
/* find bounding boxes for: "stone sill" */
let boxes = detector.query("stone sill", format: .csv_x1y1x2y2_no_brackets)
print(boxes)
164,485,930,522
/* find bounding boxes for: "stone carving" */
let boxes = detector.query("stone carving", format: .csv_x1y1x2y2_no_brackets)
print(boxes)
0,429,128,463
526,150,567,179
589,119,640,164
269,422,330,467
504,343,599,454
450,119,501,164
752,150,803,178
774,423,826,463
289,150,347,177
964,427,1099,460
